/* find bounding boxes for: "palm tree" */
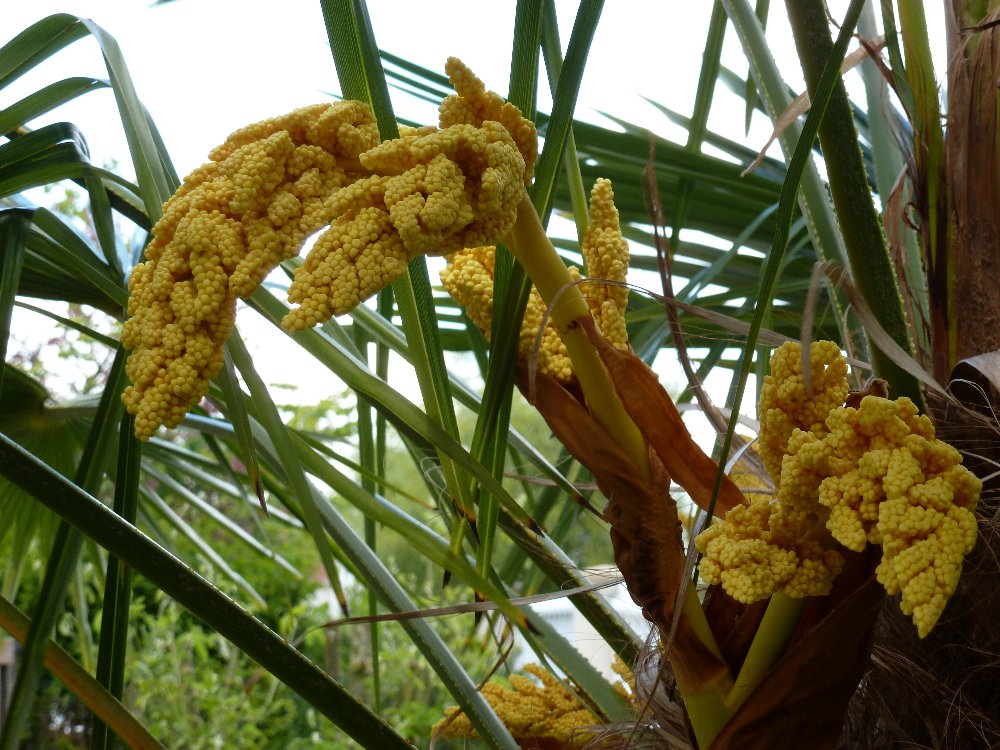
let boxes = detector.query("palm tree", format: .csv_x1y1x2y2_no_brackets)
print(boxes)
1,1,996,748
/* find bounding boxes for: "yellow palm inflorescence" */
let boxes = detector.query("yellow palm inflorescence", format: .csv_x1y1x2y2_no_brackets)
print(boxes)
435,664,599,747
696,341,982,637
122,57,536,440
281,59,535,332
121,101,377,440
580,177,629,350
439,246,575,381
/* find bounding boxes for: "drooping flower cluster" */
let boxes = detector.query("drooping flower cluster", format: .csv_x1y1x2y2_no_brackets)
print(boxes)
439,178,630,382
434,663,599,747
121,101,376,439
697,341,982,637
122,58,540,440
280,57,536,332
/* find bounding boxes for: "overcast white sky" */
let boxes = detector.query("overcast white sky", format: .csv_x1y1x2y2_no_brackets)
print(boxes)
2,0,951,208
2,1,947,406
2,1,805,179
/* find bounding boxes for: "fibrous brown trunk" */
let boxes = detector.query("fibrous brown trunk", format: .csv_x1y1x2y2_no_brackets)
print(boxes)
944,1,1000,372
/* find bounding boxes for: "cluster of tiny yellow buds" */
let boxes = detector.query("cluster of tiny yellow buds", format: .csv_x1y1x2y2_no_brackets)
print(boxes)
581,178,629,350
122,101,378,439
440,56,538,184
434,664,598,747
282,119,527,331
701,337,981,636
439,247,574,381
802,395,981,636
695,495,844,603
757,340,850,483
206,101,378,164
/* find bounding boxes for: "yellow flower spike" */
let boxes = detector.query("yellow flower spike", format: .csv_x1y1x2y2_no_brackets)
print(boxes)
438,245,496,327
434,664,599,747
282,121,526,330
757,340,850,483
122,101,378,440
872,443,980,635
440,56,538,183
580,178,630,349
228,130,295,216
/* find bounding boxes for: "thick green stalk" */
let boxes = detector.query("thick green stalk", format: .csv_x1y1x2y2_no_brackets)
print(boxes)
505,195,734,745
786,0,923,408
725,592,806,709
506,196,647,471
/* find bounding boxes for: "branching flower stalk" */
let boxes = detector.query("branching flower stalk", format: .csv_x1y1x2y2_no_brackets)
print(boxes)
504,194,647,472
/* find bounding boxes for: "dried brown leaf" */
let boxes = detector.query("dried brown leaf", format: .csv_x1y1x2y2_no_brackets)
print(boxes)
515,363,729,693
709,550,883,750
578,316,746,516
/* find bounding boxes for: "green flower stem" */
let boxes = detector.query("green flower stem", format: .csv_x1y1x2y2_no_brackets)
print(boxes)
506,195,648,472
725,592,806,710
506,194,734,746
675,593,735,750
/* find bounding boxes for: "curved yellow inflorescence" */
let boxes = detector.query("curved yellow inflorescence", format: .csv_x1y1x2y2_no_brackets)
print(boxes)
122,101,377,440
696,341,982,637
123,59,540,438
434,664,598,747
581,177,629,350
282,57,534,332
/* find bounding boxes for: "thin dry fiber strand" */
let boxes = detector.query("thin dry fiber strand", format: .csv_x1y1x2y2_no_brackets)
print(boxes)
581,631,692,750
